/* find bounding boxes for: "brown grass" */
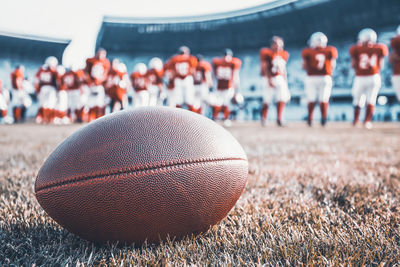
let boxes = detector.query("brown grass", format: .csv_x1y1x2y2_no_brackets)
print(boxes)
1,122,400,266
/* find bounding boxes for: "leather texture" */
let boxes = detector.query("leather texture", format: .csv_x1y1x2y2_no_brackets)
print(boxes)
35,107,248,244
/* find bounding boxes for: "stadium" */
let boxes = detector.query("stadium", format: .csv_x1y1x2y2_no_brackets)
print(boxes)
1,0,400,265
1,0,400,122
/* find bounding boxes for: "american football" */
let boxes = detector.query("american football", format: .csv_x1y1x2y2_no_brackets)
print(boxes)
1,0,400,265
35,107,248,244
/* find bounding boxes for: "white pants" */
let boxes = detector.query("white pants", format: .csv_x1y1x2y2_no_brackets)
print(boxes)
194,84,209,109
68,89,84,111
262,76,291,104
57,90,68,112
305,75,332,103
134,90,149,107
214,88,235,107
148,85,160,106
0,93,7,111
87,85,105,108
168,76,195,107
393,75,400,102
352,74,381,107
38,86,56,109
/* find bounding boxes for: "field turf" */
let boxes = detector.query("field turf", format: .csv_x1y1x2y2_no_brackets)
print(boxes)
1,122,400,265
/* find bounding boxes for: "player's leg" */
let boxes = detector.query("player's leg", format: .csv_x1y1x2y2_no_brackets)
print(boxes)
212,90,224,120
141,90,150,107
87,85,98,122
35,88,45,123
275,76,290,126
57,90,69,124
183,76,196,112
318,75,333,126
173,78,184,108
305,76,317,126
364,75,381,128
221,88,235,126
0,94,7,121
47,86,58,123
200,84,210,115
261,77,273,126
192,84,203,114
167,88,176,108
12,90,23,123
148,85,159,107
40,86,51,123
95,85,106,119
352,77,365,126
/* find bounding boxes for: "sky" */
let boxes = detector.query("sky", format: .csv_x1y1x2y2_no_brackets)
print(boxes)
0,0,272,66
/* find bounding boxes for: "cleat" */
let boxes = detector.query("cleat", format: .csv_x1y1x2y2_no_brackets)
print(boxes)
364,121,372,130
261,119,267,127
223,119,232,127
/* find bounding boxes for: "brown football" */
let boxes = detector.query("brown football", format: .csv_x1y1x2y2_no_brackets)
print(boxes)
35,107,248,244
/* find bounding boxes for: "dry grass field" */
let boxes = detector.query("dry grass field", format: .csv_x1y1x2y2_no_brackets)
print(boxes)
1,121,400,266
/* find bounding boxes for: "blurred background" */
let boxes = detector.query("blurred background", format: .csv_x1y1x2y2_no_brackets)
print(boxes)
0,0,399,121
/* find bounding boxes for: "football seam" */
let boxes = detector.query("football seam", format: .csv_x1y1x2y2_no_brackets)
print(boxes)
35,157,248,193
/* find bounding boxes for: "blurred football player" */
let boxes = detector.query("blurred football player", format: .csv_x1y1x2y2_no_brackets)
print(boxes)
167,46,198,111
164,60,175,106
53,65,69,124
0,80,9,123
147,57,165,106
11,66,31,123
212,49,242,126
260,36,290,127
131,63,149,107
106,59,130,112
350,28,388,129
85,48,110,121
35,57,59,123
302,32,338,126
193,54,212,114
390,25,400,102
60,64,86,123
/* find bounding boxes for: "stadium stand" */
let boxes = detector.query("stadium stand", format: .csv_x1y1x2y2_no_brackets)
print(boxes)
95,0,400,121
1,0,399,122
0,32,70,90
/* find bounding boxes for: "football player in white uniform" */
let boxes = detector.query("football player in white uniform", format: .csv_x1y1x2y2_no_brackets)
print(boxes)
302,32,338,126
350,28,388,129
260,36,290,126
131,63,150,107
147,57,165,106
35,57,59,123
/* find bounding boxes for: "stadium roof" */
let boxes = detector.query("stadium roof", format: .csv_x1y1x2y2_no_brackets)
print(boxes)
98,0,400,55
103,0,300,24
0,31,70,62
